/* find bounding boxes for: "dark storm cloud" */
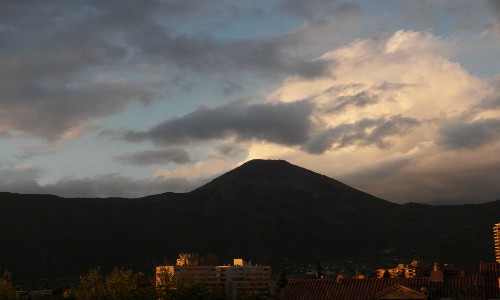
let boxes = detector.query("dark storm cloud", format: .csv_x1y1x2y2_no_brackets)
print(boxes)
214,144,248,158
438,118,500,149
122,2,332,80
115,148,191,165
136,31,330,78
0,0,328,142
278,0,362,20
0,82,158,141
0,0,167,141
125,100,314,146
488,0,500,16
304,115,420,154
124,98,420,154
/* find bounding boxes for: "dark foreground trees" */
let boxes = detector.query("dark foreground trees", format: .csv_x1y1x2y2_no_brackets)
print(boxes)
2,268,278,300
155,267,227,300
71,267,226,300
0,271,17,300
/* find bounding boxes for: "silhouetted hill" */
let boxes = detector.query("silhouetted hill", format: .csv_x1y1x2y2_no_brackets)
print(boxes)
0,159,498,281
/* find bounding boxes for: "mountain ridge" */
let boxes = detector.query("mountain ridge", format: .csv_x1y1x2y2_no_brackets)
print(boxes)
0,159,498,280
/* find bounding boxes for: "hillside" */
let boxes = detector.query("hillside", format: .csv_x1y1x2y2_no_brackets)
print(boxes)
0,159,498,280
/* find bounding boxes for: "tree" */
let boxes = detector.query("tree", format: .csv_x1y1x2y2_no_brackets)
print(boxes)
156,268,226,300
0,271,17,300
174,277,222,300
73,267,105,300
73,266,226,300
105,267,146,300
155,267,176,300
73,267,155,300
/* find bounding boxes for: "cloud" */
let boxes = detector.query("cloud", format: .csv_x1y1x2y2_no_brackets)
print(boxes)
213,143,248,158
1,0,499,205
41,175,197,198
341,143,500,204
123,83,422,155
326,91,380,113
115,148,192,165
0,165,45,194
153,157,237,184
478,75,500,110
278,0,362,20
438,118,500,149
304,115,420,154
15,145,57,160
320,82,411,113
0,0,329,142
125,100,314,147
0,1,167,142
347,151,417,181
488,0,500,16
0,166,199,198
242,29,500,204
143,32,330,78
392,0,494,32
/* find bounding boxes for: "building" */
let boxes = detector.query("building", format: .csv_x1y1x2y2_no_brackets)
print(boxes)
480,262,500,299
156,254,274,299
283,263,500,300
494,223,500,263
377,261,423,278
282,276,488,299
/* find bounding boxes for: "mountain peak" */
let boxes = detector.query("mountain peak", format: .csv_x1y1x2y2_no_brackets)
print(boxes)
240,159,290,166
232,159,304,177
190,159,389,207
2,159,497,281
191,159,328,194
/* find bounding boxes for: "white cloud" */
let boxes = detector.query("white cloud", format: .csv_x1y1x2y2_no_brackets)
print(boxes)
244,30,500,204
154,158,236,182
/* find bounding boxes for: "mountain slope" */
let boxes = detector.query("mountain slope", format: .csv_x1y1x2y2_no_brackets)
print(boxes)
182,159,397,260
0,159,498,280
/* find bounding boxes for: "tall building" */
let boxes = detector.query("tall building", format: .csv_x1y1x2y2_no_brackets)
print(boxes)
494,223,500,263
156,254,274,299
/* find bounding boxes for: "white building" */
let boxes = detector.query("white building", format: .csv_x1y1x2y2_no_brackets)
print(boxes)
494,223,500,263
156,255,274,298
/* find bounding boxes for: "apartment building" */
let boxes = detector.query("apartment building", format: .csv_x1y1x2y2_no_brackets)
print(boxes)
494,223,500,263
156,254,274,298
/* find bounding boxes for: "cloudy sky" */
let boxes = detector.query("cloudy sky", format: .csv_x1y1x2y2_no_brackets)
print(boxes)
1,0,499,204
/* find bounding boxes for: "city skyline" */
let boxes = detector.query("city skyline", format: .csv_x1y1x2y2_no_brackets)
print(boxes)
1,1,499,204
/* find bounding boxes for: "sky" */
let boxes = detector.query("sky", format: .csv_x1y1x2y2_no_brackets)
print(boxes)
0,0,499,204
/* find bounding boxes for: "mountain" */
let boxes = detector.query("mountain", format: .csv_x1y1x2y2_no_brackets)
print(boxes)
0,159,498,281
